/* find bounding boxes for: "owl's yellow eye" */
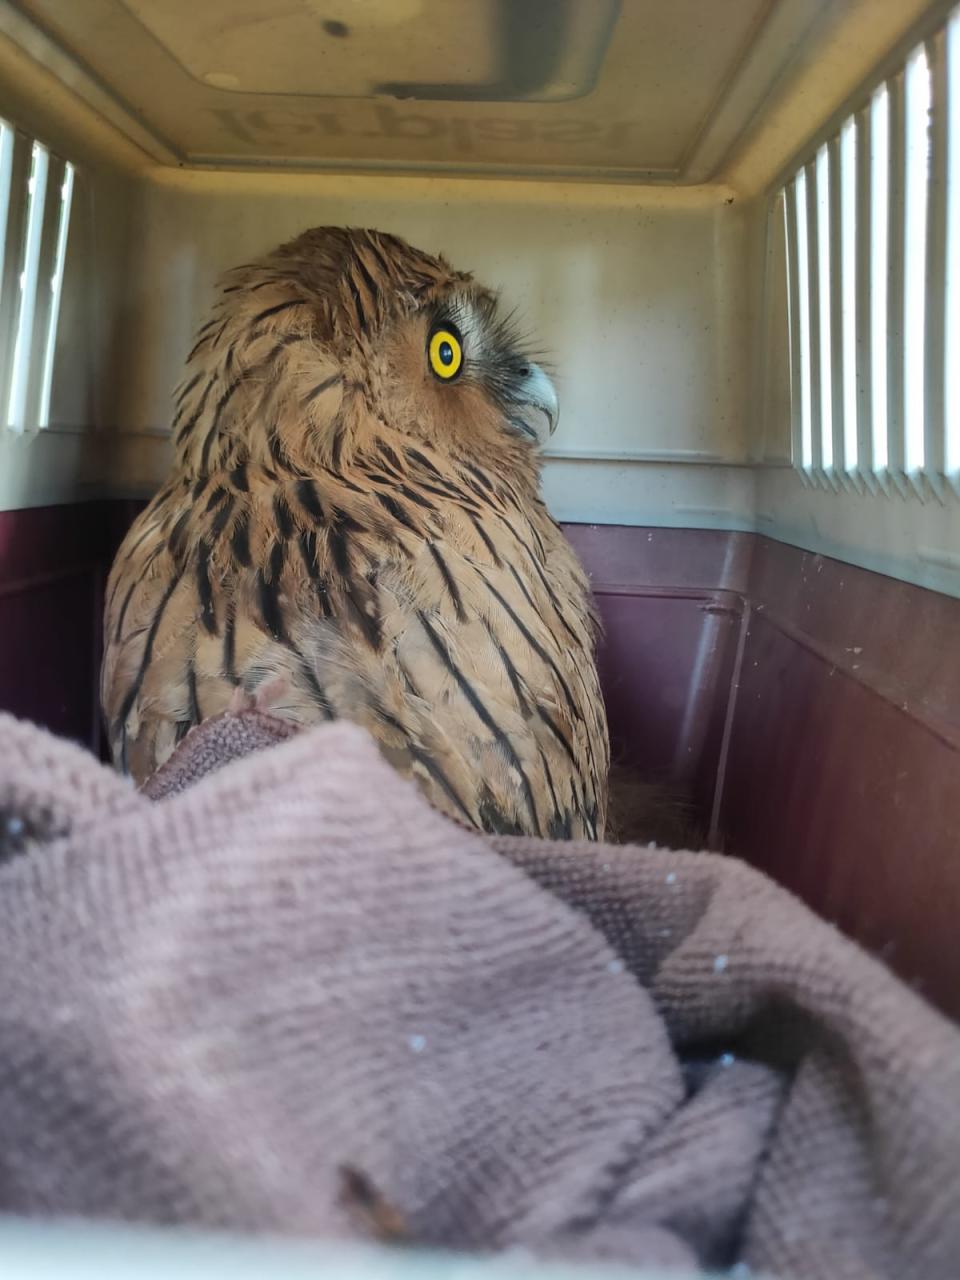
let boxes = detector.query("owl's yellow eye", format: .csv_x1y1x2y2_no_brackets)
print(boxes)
428,327,463,381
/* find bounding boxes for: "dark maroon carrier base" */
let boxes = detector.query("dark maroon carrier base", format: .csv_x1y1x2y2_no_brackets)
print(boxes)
2,504,958,1019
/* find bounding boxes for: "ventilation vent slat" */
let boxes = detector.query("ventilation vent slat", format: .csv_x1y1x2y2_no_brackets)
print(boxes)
32,155,73,430
786,169,813,474
784,177,804,477
803,161,824,474
0,123,75,434
781,4,960,501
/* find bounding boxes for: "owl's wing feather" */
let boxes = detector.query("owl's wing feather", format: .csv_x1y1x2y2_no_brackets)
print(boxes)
103,227,607,834
103,438,607,838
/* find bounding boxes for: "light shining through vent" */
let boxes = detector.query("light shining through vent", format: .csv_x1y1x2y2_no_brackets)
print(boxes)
780,11,958,498
816,145,834,470
947,10,960,484
840,118,858,471
0,123,75,433
37,163,74,429
6,143,49,431
793,169,813,469
870,84,890,475
903,45,930,475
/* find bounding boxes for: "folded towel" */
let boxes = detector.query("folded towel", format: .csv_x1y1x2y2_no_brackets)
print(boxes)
0,710,957,1279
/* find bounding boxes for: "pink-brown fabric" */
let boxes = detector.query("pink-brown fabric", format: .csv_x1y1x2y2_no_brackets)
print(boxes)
0,710,958,1280
141,709,300,800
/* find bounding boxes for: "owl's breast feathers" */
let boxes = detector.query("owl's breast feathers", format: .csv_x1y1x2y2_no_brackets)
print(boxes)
102,229,609,839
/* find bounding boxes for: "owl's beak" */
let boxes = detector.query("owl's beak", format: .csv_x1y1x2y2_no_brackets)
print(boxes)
514,362,559,444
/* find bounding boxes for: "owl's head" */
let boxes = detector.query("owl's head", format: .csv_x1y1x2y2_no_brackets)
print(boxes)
181,227,557,477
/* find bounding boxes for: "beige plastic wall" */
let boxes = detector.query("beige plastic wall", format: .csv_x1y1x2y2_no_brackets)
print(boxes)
107,169,756,535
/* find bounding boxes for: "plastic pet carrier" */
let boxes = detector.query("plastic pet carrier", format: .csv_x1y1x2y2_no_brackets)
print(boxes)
0,2,958,1277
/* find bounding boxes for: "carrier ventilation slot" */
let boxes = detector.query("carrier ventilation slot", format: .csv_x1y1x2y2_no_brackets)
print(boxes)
0,121,75,434
782,7,960,499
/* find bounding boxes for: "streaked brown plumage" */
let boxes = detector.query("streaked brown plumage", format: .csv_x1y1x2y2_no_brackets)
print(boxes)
101,227,609,838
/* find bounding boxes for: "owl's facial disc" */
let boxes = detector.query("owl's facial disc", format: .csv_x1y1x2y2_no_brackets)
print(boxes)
427,293,558,447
